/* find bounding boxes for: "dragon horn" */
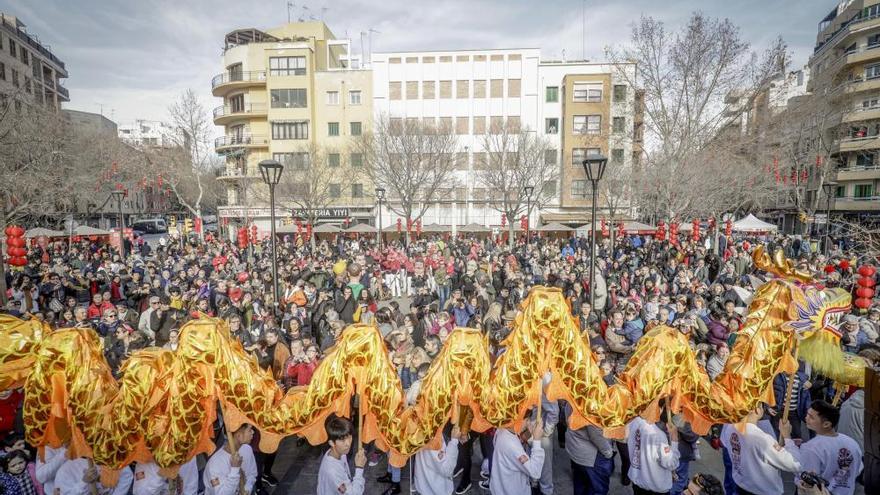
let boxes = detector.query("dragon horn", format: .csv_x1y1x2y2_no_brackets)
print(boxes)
753,246,813,284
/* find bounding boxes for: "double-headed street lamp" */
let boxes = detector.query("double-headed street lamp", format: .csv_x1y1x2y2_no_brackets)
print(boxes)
523,185,534,241
109,190,126,261
376,187,386,247
582,154,608,312
822,181,838,257
259,159,285,313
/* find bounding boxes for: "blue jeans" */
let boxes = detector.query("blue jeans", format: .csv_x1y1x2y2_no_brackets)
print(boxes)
387,465,401,483
670,460,689,495
571,455,613,495
722,447,738,495
438,285,450,309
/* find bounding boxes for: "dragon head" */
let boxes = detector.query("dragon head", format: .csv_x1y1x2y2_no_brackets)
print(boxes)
752,246,864,386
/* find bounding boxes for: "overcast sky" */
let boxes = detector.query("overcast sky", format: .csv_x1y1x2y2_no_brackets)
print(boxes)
2,0,833,126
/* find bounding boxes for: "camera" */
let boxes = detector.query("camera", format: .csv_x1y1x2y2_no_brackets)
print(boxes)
799,471,827,489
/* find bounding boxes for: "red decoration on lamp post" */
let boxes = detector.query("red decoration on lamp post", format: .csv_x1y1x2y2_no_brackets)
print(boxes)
692,219,700,242
5,225,26,271
617,221,625,238
396,218,402,233
725,219,733,237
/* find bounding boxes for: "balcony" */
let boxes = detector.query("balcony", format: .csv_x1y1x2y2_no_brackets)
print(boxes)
212,103,268,125
56,84,69,101
833,195,880,211
836,134,880,153
815,11,880,57
842,105,880,123
214,134,269,152
836,164,880,181
211,70,266,96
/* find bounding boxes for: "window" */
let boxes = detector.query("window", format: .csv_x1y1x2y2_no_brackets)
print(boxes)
439,80,452,98
455,152,469,170
350,153,363,167
438,117,452,131
490,79,503,97
423,81,436,99
326,91,339,105
389,82,402,100
269,56,306,76
270,89,307,108
474,80,486,98
350,122,362,136
613,85,627,102
545,118,559,134
835,185,845,198
24,77,30,94
856,153,875,166
405,57,418,64
19,46,27,66
867,63,880,80
491,54,504,61
572,148,601,166
455,117,469,134
423,56,435,63
571,180,591,199
490,116,504,133
573,82,603,102
227,94,245,112
406,81,419,99
352,183,364,198
543,180,556,196
870,34,880,48
329,184,341,198
508,116,521,132
544,149,557,165
508,79,521,97
612,117,626,133
440,56,452,62
546,86,559,102
9,39,15,58
328,153,340,167
0,63,5,81
611,148,624,163
457,80,469,98
11,69,18,88
472,152,487,169
473,116,486,134
271,121,309,140
328,122,339,136
389,57,401,64
273,152,310,169
855,184,874,198
573,115,601,134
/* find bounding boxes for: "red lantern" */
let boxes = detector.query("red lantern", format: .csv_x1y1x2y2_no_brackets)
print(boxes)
725,219,733,236
8,247,26,257
858,277,876,288
601,219,609,238
250,225,258,244
237,227,249,249
617,221,625,238
306,223,313,240
655,221,666,241
416,219,422,236
857,287,874,298
396,218,402,233
501,214,506,228
858,265,876,277
855,298,872,309
8,257,26,267
839,259,850,271
692,219,700,242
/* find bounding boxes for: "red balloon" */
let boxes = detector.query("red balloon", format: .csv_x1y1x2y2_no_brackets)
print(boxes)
858,277,877,288
855,297,872,309
856,287,875,299
858,265,876,277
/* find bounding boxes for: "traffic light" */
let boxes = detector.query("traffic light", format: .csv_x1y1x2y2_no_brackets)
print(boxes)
168,217,177,229
183,218,193,234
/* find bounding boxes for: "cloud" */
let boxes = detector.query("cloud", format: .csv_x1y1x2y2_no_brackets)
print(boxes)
1,0,830,128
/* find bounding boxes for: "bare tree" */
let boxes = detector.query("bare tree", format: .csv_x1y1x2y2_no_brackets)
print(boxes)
607,13,788,220
355,115,459,241
475,121,556,245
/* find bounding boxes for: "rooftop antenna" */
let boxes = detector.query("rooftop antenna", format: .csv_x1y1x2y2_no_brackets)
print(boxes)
360,31,366,65
287,2,294,23
369,28,380,62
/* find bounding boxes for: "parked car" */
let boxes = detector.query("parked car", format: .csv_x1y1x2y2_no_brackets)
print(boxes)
130,218,167,234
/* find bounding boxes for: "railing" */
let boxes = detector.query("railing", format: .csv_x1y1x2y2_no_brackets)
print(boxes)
212,103,267,118
0,17,66,70
56,84,69,99
838,195,880,201
211,70,266,88
214,134,269,148
837,164,880,172
815,11,880,56
841,134,880,143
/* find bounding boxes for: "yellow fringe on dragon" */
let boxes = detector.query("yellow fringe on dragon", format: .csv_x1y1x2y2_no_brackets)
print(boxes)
0,247,866,480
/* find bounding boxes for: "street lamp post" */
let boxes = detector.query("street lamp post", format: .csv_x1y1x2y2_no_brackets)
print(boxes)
110,190,126,261
376,187,386,248
259,159,285,313
822,181,837,257
523,185,534,242
582,154,608,312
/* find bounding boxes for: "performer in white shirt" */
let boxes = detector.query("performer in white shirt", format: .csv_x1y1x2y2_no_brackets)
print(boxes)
133,457,199,495
54,458,133,495
782,400,863,495
488,416,545,495
412,424,466,495
627,416,680,495
317,416,366,495
35,445,67,495
721,403,801,495
203,423,258,495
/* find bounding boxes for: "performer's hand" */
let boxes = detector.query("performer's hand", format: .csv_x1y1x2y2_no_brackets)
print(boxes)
779,419,792,439
354,449,367,468
668,424,679,442
230,452,242,468
531,417,544,441
767,407,777,417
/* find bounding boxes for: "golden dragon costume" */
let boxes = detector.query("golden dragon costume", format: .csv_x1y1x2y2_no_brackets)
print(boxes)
0,247,866,481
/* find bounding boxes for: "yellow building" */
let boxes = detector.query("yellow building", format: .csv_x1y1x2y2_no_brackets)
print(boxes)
810,0,880,219
213,21,373,229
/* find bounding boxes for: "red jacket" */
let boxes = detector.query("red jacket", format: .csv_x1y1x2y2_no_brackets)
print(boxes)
87,301,114,319
0,389,23,441
287,360,318,387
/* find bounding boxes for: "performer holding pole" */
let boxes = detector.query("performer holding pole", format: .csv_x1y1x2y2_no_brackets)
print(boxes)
318,416,366,495
203,423,257,495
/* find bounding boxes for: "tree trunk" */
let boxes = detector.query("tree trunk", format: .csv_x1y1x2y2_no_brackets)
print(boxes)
0,206,7,305
507,222,515,248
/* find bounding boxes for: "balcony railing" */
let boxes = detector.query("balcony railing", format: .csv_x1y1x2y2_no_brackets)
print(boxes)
214,134,269,148
815,11,880,56
0,16,66,70
838,163,880,171
56,84,69,99
211,70,266,88
212,103,267,118
838,195,880,201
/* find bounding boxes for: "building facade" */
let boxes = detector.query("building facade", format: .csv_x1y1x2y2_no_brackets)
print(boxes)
370,49,641,230
0,13,68,109
809,0,880,222
212,21,373,231
118,119,180,147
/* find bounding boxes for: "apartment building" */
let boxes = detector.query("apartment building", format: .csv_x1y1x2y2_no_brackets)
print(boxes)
0,13,68,110
809,0,880,222
118,119,181,148
212,21,372,230
370,50,640,229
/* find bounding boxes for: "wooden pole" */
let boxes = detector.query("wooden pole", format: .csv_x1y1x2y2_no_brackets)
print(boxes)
832,386,846,407
779,342,800,443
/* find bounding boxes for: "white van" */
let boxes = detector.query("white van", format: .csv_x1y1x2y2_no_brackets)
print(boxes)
131,218,168,234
